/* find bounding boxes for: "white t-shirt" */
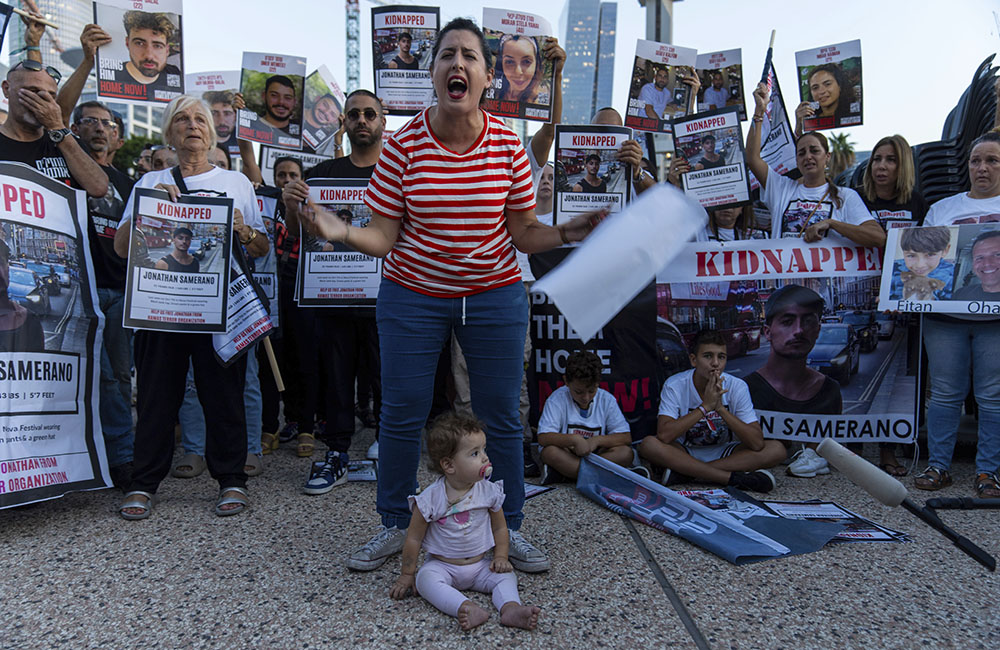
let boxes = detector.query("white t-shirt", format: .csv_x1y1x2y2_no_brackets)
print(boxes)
538,386,630,438
762,169,873,238
638,82,670,118
923,192,1000,226
120,166,264,232
657,369,756,447
703,86,729,110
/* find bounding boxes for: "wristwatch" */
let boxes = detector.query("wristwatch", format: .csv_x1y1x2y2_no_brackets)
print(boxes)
47,128,71,144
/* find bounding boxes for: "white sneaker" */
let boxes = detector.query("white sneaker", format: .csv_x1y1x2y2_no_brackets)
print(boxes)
787,448,830,478
366,439,379,460
346,525,405,571
508,530,550,573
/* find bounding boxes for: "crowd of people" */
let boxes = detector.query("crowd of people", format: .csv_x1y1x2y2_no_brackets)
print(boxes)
4,9,1000,631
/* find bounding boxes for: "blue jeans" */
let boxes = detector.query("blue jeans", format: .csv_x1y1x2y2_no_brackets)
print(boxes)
923,317,1000,474
376,279,528,531
179,345,263,456
97,287,134,467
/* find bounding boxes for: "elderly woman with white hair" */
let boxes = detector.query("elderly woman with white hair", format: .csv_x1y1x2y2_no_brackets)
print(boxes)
113,95,268,519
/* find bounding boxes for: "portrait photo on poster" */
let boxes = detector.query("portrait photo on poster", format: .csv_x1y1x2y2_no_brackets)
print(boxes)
481,8,555,122
795,40,863,132
371,5,439,116
673,107,750,210
238,52,307,151
695,49,746,120
94,0,184,104
301,66,346,157
624,39,698,134
186,70,241,156
553,124,632,225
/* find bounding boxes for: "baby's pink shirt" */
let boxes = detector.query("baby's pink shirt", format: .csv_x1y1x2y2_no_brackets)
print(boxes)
408,477,506,558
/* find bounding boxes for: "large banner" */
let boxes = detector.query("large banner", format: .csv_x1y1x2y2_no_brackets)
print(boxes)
795,40,863,132
624,39,697,133
186,70,241,157
481,8,555,122
297,179,381,306
238,51,307,150
656,236,917,444
553,125,632,225
94,0,184,104
696,49,746,120
371,5,439,116
673,107,750,209
0,163,108,508
123,189,233,333
878,223,1000,314
301,66,346,157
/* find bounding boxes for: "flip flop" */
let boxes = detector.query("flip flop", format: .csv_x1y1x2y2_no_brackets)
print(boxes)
120,491,155,520
878,462,907,477
215,487,249,517
297,432,315,458
245,453,263,477
171,453,206,479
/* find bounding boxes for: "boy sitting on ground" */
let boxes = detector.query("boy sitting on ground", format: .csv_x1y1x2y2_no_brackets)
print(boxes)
638,329,785,492
537,350,633,481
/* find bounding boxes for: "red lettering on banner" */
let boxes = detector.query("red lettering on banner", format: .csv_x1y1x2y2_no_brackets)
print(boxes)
696,251,719,277
761,249,782,274
788,247,809,274
2,184,46,219
833,246,854,271
809,246,831,271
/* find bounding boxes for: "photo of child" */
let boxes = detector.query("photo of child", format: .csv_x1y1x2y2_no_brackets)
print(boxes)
888,226,956,301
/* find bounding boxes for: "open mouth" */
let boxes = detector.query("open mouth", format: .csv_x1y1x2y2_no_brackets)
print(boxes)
447,76,468,100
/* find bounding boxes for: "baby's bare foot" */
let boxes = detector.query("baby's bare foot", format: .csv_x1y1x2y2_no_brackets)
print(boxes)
457,600,490,631
500,602,540,630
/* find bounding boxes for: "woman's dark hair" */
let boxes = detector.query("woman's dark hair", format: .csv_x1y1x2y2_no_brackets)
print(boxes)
807,63,855,119
795,131,843,209
431,17,493,72
971,130,1000,151
213,143,232,170
273,156,304,175
708,205,756,239
495,34,542,103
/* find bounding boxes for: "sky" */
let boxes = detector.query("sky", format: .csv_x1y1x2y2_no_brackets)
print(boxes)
7,0,1000,151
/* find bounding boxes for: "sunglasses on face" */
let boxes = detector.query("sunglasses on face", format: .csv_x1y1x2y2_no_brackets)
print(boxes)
12,59,62,84
346,108,379,122
76,116,118,130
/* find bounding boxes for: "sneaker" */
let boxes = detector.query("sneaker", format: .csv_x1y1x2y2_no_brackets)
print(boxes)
366,439,379,460
508,530,550,572
523,442,540,478
630,464,651,480
303,452,348,495
346,525,406,571
729,469,776,493
540,464,568,485
787,447,830,478
278,420,299,444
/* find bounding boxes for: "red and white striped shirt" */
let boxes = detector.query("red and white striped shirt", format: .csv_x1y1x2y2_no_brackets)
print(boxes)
365,108,536,297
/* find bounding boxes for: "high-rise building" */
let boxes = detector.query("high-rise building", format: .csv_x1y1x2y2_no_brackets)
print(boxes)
560,0,616,126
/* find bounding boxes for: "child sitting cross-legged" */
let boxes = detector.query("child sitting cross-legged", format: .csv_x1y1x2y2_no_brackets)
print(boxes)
536,350,634,482
389,412,541,632
638,329,785,492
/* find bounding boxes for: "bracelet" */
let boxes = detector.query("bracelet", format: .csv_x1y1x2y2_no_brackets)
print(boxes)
752,114,764,123
10,46,40,55
239,228,258,245
558,225,569,245
697,405,709,418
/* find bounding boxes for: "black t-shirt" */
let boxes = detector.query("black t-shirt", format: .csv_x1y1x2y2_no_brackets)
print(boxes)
744,371,843,414
87,165,134,289
0,132,77,187
113,63,183,96
576,177,608,193
159,254,199,273
861,190,929,229
391,55,420,70
698,154,728,170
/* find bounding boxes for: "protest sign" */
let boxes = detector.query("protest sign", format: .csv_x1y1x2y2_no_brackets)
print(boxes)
624,39,697,133
656,235,917,445
673,107,750,209
371,4,438,116
762,500,910,543
750,60,797,190
878,223,1000,315
251,189,280,328
94,0,184,104
482,8,555,122
0,3,12,53
212,252,272,366
301,66,346,157
238,51,307,150
123,188,233,333
297,179,381,306
796,40,863,132
553,125,632,225
696,49,746,120
186,70,241,157
0,163,109,508
258,146,329,187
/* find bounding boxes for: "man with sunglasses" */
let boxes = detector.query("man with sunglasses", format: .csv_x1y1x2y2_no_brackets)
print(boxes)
281,89,386,494
0,61,108,197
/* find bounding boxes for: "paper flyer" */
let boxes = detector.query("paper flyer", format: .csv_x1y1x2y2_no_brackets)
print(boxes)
695,49,746,120
673,107,750,209
795,40,863,132
624,39,698,133
553,124,632,225
481,8,555,122
371,5,439,116
238,51,307,150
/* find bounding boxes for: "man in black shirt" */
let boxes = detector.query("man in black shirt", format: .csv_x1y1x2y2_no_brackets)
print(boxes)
388,32,420,70
572,153,608,193
693,134,727,171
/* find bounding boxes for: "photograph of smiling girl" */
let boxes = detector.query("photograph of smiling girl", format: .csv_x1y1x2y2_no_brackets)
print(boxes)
371,5,439,116
795,40,863,132
301,66,346,156
237,51,306,151
94,0,183,104
481,8,554,122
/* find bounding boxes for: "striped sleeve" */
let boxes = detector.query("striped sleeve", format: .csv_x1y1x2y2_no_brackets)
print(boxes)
506,143,536,212
365,132,408,220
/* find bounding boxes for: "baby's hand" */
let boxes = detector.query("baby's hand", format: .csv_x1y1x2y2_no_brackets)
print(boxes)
389,574,415,600
491,556,513,573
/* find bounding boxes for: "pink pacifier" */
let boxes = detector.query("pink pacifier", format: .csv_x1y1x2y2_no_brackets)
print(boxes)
479,463,493,479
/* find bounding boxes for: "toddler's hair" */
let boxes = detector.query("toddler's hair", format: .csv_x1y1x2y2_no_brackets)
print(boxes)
901,226,950,254
425,411,485,475
564,349,603,386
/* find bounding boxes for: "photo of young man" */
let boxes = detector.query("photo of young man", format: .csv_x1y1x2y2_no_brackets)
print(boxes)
113,11,180,93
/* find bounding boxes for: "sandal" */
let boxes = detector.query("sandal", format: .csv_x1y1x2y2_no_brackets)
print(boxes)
297,432,315,458
120,491,155,520
878,462,908,477
914,467,952,491
245,453,263,477
215,487,249,516
975,472,1000,498
260,431,278,455
171,453,206,479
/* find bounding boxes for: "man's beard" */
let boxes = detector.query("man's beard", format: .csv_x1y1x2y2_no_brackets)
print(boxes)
265,106,290,123
350,129,380,147
135,60,163,79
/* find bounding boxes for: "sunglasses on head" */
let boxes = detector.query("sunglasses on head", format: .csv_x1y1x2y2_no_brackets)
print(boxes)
12,59,62,84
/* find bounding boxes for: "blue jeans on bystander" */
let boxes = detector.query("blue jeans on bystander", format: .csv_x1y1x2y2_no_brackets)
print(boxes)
97,287,134,467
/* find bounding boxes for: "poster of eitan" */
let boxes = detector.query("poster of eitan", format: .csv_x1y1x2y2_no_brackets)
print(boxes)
372,5,438,116
482,8,555,122
186,70,241,157
238,51,307,150
696,49,746,120
297,179,381,306
673,107,750,210
301,66,346,157
795,40,863,132
553,125,632,225
656,235,917,446
123,188,233,333
624,39,697,133
0,163,109,508
94,0,184,104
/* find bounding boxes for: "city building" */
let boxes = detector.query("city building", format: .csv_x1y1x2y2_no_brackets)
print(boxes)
592,3,616,114
560,0,616,125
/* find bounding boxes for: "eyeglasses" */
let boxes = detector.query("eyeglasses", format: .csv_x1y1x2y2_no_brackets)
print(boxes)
346,108,379,122
76,116,118,130
151,145,174,152
11,59,62,84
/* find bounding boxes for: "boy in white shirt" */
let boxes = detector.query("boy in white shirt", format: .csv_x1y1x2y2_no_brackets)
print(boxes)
537,350,632,481
639,330,785,492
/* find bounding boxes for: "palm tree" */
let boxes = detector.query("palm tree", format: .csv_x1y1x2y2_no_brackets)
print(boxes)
827,132,856,181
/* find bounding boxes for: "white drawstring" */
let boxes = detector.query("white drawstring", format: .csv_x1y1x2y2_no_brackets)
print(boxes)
461,296,467,325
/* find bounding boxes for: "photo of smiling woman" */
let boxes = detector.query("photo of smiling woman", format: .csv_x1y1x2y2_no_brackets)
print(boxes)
495,35,545,104
794,41,863,133
482,9,554,121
